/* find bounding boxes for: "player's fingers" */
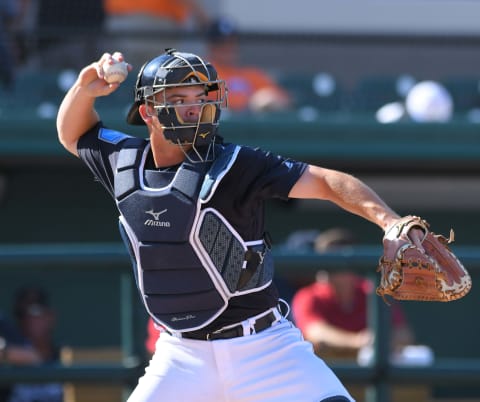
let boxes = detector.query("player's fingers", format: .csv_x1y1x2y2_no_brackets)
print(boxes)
97,52,117,79
93,61,105,80
103,82,121,95
99,52,114,63
76,61,103,86
112,51,124,61
110,52,133,72
80,65,118,96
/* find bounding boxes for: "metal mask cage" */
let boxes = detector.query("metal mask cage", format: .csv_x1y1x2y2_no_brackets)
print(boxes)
134,51,228,162
143,80,227,162
145,79,228,121
142,79,227,150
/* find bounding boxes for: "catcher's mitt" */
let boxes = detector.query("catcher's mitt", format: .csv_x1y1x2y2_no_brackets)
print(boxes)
376,215,471,302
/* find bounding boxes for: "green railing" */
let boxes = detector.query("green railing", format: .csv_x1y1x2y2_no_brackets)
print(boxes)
2,116,480,170
0,243,478,402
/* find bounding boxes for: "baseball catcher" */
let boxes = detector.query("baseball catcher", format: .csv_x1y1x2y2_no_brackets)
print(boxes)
57,46,470,401
377,215,471,302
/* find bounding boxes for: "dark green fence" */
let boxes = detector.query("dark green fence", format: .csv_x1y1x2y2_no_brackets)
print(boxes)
0,243,478,402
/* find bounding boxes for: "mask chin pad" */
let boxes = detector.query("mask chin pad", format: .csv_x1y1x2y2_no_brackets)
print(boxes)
200,104,215,124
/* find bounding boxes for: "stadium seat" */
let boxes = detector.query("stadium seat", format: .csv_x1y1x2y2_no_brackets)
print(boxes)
276,71,344,113
0,68,136,121
0,70,74,120
350,74,416,113
61,346,124,402
441,76,480,113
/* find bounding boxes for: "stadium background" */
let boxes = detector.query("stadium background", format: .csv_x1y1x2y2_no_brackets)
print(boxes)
0,0,480,401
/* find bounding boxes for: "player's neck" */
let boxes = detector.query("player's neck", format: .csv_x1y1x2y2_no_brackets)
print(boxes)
150,136,188,168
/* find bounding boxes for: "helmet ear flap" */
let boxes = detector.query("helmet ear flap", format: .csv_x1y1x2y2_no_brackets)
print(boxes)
127,61,151,125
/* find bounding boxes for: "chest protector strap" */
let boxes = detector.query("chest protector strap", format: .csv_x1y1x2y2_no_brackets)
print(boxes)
115,139,273,332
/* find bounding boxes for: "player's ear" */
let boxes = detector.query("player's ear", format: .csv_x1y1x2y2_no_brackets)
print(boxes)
138,104,153,125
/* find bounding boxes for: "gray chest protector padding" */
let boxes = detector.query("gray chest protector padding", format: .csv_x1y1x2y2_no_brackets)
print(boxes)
115,139,273,332
198,210,274,293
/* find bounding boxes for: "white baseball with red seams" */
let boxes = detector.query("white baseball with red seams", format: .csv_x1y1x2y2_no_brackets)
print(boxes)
103,55,128,84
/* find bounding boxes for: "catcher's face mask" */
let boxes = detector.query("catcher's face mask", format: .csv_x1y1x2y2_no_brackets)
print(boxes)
127,49,227,162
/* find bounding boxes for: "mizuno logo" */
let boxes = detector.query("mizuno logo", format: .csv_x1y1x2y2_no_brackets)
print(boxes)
145,209,167,220
144,209,171,228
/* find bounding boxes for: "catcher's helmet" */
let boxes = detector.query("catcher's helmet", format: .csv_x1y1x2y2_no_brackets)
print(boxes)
127,49,227,152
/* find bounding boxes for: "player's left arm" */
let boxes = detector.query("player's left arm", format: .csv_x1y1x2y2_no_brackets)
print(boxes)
289,164,400,231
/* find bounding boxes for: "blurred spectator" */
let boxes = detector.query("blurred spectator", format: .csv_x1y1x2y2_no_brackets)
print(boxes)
10,0,34,66
0,312,40,365
291,228,415,361
0,0,19,89
145,318,162,357
206,16,292,114
376,80,453,124
104,0,209,32
6,286,63,402
103,0,210,64
282,229,320,252
0,311,41,401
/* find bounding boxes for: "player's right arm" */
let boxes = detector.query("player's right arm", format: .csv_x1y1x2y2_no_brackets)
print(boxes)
56,53,127,156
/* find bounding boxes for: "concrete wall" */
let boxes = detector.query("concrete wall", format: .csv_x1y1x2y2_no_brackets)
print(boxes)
221,0,480,35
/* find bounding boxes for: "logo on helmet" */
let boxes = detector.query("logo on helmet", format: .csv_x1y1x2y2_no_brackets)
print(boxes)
183,71,209,83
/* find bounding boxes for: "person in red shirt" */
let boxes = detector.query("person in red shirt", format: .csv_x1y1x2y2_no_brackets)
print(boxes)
145,317,163,357
291,228,414,358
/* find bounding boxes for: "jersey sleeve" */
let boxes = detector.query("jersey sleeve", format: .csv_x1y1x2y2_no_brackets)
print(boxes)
235,146,308,201
76,123,133,199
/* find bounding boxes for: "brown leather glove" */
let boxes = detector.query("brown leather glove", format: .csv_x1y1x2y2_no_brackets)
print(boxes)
376,215,471,302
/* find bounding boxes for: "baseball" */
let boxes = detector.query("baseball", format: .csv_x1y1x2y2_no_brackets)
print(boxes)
103,56,128,84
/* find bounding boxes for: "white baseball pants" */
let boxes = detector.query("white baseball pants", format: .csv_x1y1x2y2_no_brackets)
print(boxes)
127,319,354,402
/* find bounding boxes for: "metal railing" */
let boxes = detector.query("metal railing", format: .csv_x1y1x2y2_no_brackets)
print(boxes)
0,243,478,402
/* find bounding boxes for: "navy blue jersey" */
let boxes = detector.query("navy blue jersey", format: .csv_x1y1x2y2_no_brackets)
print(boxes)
77,124,307,330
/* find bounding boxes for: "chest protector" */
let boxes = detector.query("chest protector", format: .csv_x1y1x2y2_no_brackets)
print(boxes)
114,138,274,332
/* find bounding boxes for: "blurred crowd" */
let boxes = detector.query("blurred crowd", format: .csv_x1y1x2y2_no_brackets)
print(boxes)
0,286,62,402
2,0,479,122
